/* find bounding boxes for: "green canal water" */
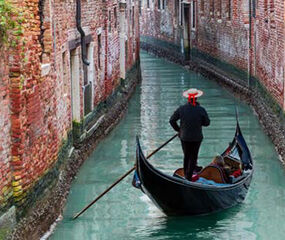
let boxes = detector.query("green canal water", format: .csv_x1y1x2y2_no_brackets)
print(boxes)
50,51,285,240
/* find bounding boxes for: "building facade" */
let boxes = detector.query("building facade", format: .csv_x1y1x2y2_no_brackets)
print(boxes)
140,0,285,109
0,0,140,224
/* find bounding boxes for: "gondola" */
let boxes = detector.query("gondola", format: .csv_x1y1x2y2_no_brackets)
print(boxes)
133,121,253,216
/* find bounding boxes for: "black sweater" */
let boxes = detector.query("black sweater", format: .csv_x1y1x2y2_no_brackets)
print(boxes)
169,103,210,142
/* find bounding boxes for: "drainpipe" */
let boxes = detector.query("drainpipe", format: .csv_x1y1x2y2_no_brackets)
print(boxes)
76,0,90,67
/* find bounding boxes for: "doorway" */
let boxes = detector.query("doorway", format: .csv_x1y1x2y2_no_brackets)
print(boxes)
183,3,190,60
70,49,81,122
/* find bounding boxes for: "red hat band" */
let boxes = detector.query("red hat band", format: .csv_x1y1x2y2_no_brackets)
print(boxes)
188,92,198,106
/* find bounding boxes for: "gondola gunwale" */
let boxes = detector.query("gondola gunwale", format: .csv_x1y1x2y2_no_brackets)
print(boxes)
137,141,253,192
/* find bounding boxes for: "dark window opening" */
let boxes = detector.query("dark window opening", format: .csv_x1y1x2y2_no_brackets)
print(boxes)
210,0,215,17
180,2,183,25
108,10,111,32
252,0,256,18
114,7,117,28
192,1,196,29
132,6,135,33
227,0,232,20
125,40,128,61
84,43,92,116
98,34,101,69
162,0,166,10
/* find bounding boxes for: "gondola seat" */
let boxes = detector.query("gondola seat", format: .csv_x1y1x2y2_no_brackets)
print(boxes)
173,166,228,183
173,168,185,179
198,165,228,184
173,168,201,180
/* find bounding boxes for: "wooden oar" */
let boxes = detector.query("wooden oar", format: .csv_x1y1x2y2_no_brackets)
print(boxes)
72,133,178,220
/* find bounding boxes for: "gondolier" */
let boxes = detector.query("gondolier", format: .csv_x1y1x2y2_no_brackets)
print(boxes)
169,88,210,181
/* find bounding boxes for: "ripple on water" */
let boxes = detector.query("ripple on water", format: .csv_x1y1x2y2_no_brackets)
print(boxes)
50,51,285,240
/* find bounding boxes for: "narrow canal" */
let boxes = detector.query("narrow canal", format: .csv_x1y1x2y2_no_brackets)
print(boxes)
50,51,285,240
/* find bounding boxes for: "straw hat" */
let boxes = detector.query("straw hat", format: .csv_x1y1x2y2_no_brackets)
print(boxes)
182,88,203,98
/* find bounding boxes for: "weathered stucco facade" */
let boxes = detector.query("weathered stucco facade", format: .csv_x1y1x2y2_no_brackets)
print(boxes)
140,0,285,109
0,0,140,234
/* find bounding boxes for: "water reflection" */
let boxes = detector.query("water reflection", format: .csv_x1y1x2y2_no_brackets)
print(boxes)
133,204,257,240
50,51,285,240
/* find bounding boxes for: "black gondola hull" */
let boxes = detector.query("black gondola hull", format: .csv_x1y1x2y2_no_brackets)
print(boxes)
138,153,252,215
135,122,253,216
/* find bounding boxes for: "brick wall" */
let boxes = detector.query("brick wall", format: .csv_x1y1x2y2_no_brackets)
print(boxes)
195,0,249,71
140,0,285,109
254,0,285,106
0,0,140,217
140,0,180,44
0,47,13,210
194,0,285,107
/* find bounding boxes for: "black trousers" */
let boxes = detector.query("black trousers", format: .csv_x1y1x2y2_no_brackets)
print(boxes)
181,140,202,181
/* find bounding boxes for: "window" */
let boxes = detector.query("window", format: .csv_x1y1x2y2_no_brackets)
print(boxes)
191,1,196,29
175,0,179,16
114,7,117,28
179,0,183,25
158,0,161,10
218,0,222,18
269,0,275,27
108,10,111,32
210,0,215,17
200,0,204,13
162,0,166,10
84,44,92,116
98,34,101,69
125,40,128,60
62,51,68,95
227,0,232,20
147,0,150,8
132,6,135,33
252,0,256,18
